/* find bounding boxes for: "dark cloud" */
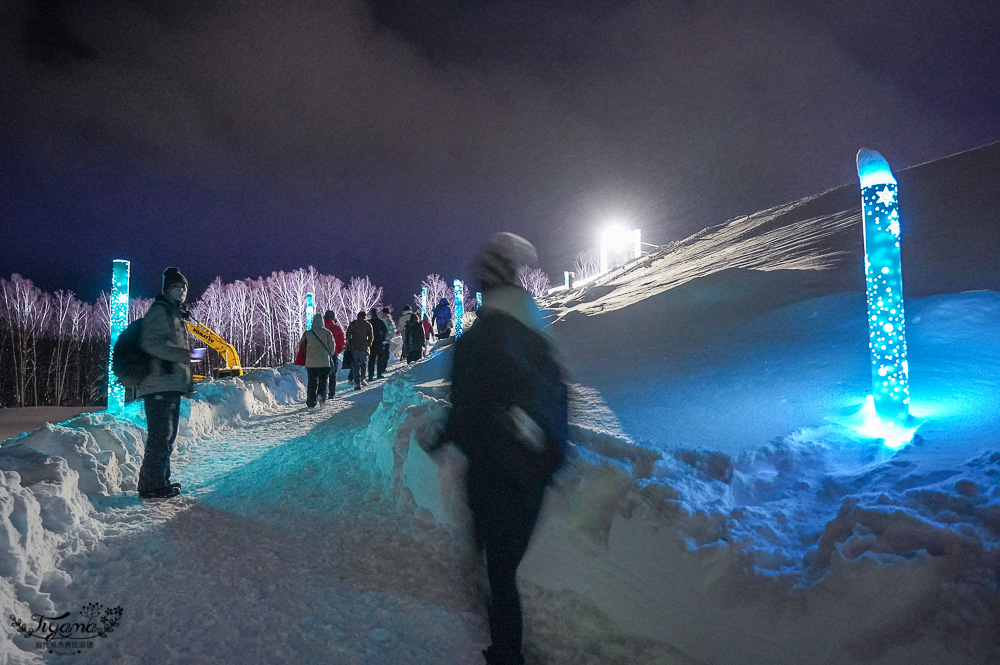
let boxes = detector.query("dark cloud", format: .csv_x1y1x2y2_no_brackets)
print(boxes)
1,0,997,304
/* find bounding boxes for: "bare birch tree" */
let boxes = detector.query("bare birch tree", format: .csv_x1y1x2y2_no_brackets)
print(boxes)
0,275,52,406
572,248,601,281
517,266,551,298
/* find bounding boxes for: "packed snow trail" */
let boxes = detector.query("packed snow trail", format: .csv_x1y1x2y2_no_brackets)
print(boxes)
5,289,999,665
40,368,694,665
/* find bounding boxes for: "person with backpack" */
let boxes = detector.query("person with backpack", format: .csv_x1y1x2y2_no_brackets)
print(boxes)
432,298,452,339
296,313,336,407
345,311,373,391
367,307,388,381
323,310,346,395
136,267,196,500
434,233,568,665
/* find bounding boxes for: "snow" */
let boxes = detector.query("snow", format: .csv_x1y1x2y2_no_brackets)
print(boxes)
3,146,1000,664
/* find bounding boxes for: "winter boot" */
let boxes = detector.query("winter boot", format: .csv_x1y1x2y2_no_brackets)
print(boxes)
482,647,524,665
139,485,182,500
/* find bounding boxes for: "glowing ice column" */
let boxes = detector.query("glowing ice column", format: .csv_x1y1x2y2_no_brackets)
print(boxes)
108,259,130,414
304,292,315,329
421,287,428,321
476,291,482,309
857,149,910,428
453,279,464,338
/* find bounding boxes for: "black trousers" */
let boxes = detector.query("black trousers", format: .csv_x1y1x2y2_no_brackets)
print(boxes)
368,343,389,379
138,392,182,493
467,473,547,661
306,366,331,406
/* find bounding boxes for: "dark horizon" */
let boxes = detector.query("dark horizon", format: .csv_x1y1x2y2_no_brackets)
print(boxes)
2,0,998,306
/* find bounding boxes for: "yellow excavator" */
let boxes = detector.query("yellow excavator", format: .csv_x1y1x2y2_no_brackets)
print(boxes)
186,320,244,380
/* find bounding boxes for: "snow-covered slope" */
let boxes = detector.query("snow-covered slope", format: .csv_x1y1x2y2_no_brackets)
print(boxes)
3,143,999,664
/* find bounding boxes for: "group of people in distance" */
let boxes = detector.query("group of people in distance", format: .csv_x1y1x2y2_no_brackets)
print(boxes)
295,304,438,403
131,232,568,665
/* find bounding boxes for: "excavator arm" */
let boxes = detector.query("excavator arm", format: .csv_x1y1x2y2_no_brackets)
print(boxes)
185,320,243,377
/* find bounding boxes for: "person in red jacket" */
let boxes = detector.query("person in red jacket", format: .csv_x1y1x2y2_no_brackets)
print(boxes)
323,310,346,395
421,315,433,352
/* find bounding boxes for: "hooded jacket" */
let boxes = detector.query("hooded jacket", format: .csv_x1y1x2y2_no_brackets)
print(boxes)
137,294,194,397
302,314,336,368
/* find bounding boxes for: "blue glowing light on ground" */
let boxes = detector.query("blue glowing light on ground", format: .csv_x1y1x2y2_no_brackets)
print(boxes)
108,259,130,414
857,149,912,445
453,280,464,338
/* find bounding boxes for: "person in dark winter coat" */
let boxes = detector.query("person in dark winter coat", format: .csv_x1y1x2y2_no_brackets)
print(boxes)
345,311,373,390
432,298,452,339
136,267,195,500
298,313,336,407
437,233,568,665
397,305,416,335
403,313,424,363
368,308,389,380
323,310,346,394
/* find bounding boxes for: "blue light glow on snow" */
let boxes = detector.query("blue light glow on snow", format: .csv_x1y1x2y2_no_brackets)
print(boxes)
453,280,464,338
857,149,911,442
108,259,130,414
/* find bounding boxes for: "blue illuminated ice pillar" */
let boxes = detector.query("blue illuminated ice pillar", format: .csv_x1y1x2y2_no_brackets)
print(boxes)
476,291,482,309
453,279,464,338
304,292,315,329
857,149,910,428
108,259,130,414
421,287,428,321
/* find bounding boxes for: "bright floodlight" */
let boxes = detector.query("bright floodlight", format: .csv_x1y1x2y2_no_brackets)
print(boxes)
453,280,465,338
600,225,641,273
108,259,130,414
857,149,911,440
600,226,625,273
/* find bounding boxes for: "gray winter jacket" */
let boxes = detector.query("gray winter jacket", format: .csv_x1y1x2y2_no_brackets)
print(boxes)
137,295,193,397
302,314,336,368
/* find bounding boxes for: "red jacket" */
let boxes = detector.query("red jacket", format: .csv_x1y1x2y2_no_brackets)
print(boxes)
324,316,347,355
422,318,432,340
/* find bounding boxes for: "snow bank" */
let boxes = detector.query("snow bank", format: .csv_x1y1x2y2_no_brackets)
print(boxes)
0,365,307,664
360,353,999,664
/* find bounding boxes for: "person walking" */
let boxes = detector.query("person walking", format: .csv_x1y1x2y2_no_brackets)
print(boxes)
368,307,388,381
378,307,395,376
323,310,346,396
436,233,569,665
136,267,195,500
397,304,416,334
298,313,335,407
403,310,424,363
422,315,433,351
345,311,373,391
432,298,452,339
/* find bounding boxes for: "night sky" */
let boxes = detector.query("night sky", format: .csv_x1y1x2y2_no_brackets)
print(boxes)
2,0,998,306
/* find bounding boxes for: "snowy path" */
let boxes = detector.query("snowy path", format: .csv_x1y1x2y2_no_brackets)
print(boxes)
53,383,487,664
48,373,693,665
